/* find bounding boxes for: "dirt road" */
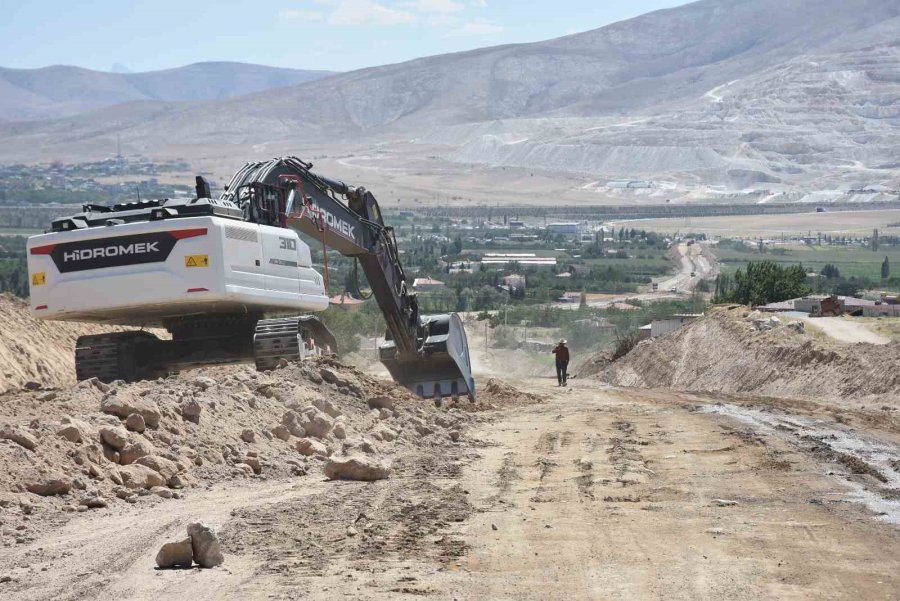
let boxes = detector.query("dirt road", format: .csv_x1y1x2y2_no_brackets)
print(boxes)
4,376,898,600
794,315,891,345
654,242,716,294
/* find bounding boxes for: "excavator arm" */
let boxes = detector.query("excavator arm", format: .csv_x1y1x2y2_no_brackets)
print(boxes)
221,157,476,400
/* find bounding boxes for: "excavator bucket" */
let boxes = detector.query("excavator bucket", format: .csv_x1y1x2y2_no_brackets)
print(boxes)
379,313,476,401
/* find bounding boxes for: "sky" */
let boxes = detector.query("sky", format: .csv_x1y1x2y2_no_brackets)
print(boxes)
0,0,689,73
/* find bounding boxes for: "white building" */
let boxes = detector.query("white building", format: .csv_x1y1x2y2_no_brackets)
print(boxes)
480,253,557,269
413,277,445,291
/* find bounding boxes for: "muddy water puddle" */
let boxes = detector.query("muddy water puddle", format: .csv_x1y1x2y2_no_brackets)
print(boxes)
700,404,900,524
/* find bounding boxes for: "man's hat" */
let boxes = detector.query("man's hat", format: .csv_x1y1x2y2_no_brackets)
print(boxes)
559,339,567,344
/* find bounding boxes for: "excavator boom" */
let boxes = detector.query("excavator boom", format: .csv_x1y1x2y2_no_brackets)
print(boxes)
221,157,476,400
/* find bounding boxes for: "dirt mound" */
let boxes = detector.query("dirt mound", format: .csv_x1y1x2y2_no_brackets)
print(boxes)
0,357,476,546
0,294,136,394
601,306,900,404
476,378,544,408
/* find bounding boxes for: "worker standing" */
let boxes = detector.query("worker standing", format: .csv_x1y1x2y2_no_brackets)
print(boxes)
552,339,570,387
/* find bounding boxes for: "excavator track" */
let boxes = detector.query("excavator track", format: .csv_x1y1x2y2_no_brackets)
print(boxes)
75,331,161,382
253,316,338,372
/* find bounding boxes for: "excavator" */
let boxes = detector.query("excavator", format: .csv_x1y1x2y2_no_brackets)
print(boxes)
25,157,475,401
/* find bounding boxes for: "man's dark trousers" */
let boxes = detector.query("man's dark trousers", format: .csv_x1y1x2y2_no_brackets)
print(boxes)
556,360,568,385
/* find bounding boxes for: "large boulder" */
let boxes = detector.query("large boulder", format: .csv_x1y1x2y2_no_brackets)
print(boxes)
99,426,129,451
135,455,180,480
24,472,72,496
118,464,167,490
1,426,38,451
100,391,161,428
324,455,391,481
119,439,156,465
187,522,224,568
156,538,194,568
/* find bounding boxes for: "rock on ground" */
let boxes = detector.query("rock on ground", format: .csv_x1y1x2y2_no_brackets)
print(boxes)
56,418,93,443
368,395,394,410
181,399,202,424
119,439,156,465
135,455,179,480
296,438,329,457
100,391,161,428
156,538,194,569
187,522,224,568
0,426,38,451
24,472,72,496
118,464,167,490
324,455,391,481
125,413,146,433
99,426,129,451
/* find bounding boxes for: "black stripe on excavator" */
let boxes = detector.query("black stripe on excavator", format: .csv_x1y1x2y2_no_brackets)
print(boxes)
31,228,207,273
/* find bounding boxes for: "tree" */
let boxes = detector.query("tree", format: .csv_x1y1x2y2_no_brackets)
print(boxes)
872,228,880,252
821,264,841,279
882,256,891,280
724,261,810,305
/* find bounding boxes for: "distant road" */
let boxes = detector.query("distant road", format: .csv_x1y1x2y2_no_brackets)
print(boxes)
653,242,718,295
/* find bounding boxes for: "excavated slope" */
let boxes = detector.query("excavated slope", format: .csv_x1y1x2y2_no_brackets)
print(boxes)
603,307,900,403
0,294,131,394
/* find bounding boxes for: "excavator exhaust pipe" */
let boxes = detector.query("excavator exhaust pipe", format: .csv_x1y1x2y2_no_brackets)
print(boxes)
379,313,476,401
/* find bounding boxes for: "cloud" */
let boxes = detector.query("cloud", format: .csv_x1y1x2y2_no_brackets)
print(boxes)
292,0,415,26
280,9,325,20
402,0,464,12
450,18,503,35
282,0,492,29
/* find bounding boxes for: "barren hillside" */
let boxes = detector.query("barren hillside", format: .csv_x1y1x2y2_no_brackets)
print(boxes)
602,306,900,405
1,0,897,194
0,62,336,121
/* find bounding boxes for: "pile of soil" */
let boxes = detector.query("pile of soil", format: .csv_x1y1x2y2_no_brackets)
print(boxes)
0,294,136,394
0,358,477,547
601,306,900,405
476,378,545,407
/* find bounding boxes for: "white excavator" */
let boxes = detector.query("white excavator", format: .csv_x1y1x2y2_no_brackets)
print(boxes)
25,157,475,401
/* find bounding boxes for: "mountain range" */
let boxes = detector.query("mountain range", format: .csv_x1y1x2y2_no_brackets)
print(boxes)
0,62,335,121
0,0,898,196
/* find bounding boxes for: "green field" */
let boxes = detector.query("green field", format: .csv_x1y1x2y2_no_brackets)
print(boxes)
715,243,900,281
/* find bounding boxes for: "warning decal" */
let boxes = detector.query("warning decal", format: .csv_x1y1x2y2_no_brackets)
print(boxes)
184,255,209,268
